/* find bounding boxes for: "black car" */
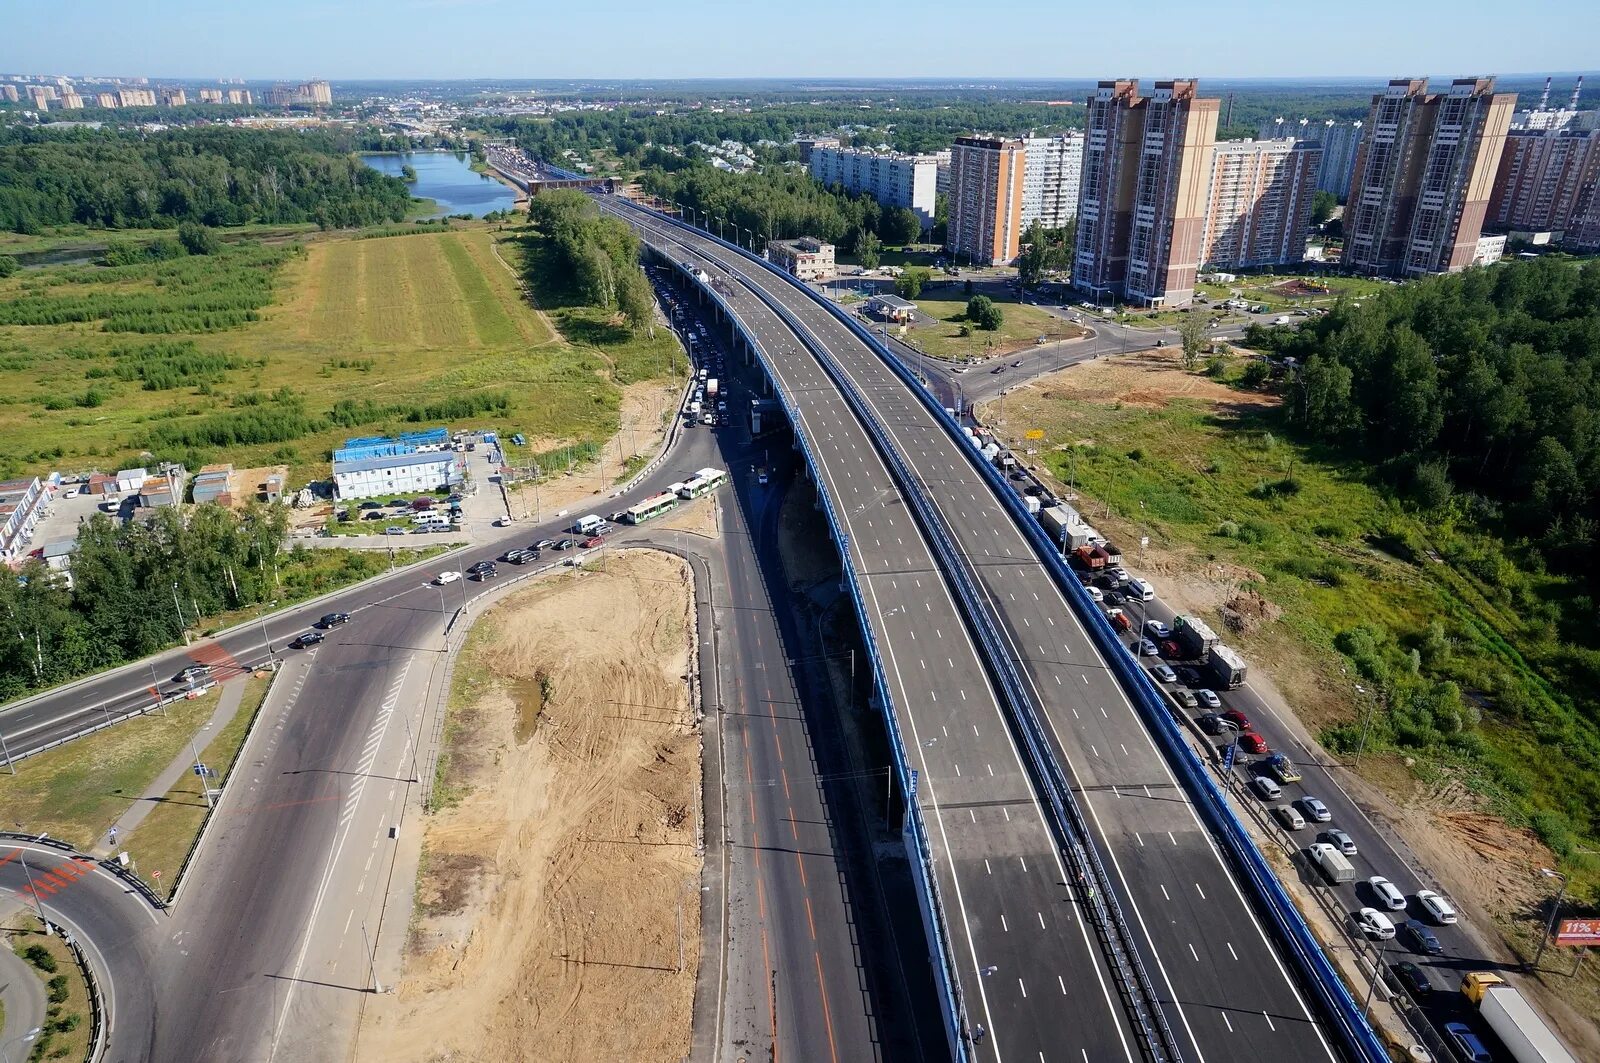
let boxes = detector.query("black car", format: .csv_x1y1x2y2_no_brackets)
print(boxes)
1398,919,1444,956
289,631,325,649
1197,713,1239,735
358,501,384,510
318,612,351,628
533,538,557,550
363,511,386,520
1390,961,1434,999
174,665,211,684
554,538,576,550
387,498,409,508
1104,590,1127,607
467,560,495,574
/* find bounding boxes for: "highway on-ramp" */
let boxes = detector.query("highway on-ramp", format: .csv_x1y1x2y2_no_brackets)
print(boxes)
613,197,1343,1062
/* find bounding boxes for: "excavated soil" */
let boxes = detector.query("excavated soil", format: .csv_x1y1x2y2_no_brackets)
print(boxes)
357,550,701,1063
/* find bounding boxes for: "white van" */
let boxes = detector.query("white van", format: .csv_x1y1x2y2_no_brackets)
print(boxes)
572,513,605,535
1126,577,1155,602
412,511,449,527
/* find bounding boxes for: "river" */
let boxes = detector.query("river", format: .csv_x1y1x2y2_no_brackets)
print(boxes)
362,151,517,219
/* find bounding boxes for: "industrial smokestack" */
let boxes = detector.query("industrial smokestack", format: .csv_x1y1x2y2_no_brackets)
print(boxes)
1539,76,1552,110
1572,75,1585,110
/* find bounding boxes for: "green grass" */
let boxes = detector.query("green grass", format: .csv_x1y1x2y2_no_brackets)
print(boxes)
902,292,1085,361
986,369,1599,896
0,222,672,485
7,915,93,1063
121,674,270,898
0,691,227,848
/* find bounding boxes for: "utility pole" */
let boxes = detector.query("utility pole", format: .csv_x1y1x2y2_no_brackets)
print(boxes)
190,736,213,809
0,728,14,774
1532,868,1568,970
171,583,189,645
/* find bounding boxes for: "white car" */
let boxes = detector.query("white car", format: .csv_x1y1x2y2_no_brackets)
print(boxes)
1143,619,1171,639
1085,586,1104,603
1149,663,1178,683
64,487,81,498
1368,876,1407,911
1250,776,1282,800
1195,689,1222,710
434,571,461,585
1415,889,1458,925
1352,908,1396,940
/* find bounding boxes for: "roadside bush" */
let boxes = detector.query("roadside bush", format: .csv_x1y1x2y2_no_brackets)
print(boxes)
23,943,58,972
47,974,69,1003
1240,360,1272,389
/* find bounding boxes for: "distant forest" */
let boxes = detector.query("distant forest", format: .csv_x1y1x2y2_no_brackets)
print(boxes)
0,126,415,232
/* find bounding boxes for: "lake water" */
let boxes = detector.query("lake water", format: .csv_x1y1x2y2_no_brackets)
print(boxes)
362,152,516,218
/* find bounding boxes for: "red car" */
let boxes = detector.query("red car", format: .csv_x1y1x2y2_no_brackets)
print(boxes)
1222,709,1252,731
410,497,434,511
1238,732,1269,755
582,535,605,548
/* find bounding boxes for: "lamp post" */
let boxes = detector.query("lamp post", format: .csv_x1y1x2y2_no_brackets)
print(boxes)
2,1026,44,1063
171,582,189,645
1531,867,1568,971
17,833,49,929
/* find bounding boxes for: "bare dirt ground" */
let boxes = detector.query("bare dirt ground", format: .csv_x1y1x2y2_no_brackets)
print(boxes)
1024,348,1280,416
653,490,720,539
508,381,682,519
357,550,701,1063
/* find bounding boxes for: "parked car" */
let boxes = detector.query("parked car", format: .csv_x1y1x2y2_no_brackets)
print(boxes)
318,612,351,628
359,501,384,510
288,631,324,649
1195,689,1222,710
1415,889,1458,925
1238,731,1269,755
555,538,577,551
384,526,407,535
1391,961,1435,999
1352,908,1396,940
1368,877,1407,911
434,571,461,585
363,511,386,521
410,497,435,511
1321,828,1357,856
386,498,409,508
1397,919,1444,956
1443,1023,1492,1063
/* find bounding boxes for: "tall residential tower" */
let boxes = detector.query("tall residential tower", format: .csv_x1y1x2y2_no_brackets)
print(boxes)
1343,77,1516,276
948,136,1026,266
1073,79,1219,307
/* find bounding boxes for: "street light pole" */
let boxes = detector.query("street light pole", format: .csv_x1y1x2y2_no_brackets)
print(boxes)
17,836,49,930
190,736,213,809
2,1026,44,1063
363,921,383,993
1532,868,1568,971
171,582,189,645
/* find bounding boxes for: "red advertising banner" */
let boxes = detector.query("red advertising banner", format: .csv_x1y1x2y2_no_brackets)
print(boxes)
1554,918,1600,946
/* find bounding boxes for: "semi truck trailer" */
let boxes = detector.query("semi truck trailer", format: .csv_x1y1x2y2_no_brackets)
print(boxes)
1460,972,1577,1063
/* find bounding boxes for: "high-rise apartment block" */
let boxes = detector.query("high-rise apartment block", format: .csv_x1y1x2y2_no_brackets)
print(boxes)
1343,77,1516,277
227,88,253,106
1257,117,1365,198
96,92,118,109
1073,79,1219,307
810,146,939,227
265,80,332,107
61,92,84,110
161,88,187,107
116,88,156,107
948,136,1026,266
197,88,224,104
1488,127,1600,235
1200,139,1323,269
1021,134,1084,229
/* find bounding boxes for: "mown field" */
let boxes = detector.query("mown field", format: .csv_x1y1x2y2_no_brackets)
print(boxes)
0,222,681,485
903,290,1085,360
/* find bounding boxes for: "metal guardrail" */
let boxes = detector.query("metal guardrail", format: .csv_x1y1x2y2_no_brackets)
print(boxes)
621,197,1390,1063
624,220,974,1059
650,214,1179,1062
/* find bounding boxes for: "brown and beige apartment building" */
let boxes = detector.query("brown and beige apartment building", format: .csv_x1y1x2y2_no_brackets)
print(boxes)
1072,79,1219,307
1344,77,1516,277
948,135,1026,266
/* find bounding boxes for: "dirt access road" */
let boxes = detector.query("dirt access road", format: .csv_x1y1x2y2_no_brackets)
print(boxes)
357,549,701,1063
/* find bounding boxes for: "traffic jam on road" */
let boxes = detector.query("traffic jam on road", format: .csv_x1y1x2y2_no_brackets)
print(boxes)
982,447,1564,1062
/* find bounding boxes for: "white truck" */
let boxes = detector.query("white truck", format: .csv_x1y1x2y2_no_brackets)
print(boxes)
707,378,719,398
1461,972,1578,1063
1308,842,1355,884
572,513,605,535
1205,644,1249,689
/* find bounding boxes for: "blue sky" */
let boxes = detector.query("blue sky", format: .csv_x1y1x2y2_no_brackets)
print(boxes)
5,0,1596,81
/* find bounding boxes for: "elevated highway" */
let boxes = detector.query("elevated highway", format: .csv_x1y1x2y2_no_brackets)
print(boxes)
607,194,1385,1063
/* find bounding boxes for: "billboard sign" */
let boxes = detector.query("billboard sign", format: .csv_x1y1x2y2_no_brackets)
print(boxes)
1555,918,1600,947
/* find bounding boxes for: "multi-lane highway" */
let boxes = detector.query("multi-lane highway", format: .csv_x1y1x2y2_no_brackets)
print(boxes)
630,209,1152,1061
612,196,1350,1061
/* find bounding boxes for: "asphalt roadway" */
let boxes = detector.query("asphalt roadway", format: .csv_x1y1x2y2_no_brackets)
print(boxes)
626,205,1148,1062
613,198,1343,1062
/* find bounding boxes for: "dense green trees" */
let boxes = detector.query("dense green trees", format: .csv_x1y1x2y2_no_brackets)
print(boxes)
895,267,931,301
0,126,413,233
967,295,1003,330
1273,258,1600,570
0,503,287,700
526,190,652,332
1017,219,1074,289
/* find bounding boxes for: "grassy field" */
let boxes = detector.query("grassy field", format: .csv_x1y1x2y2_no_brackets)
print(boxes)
0,220,684,485
0,692,226,848
901,292,1085,361
984,351,1596,896
6,914,93,1063
122,674,270,898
